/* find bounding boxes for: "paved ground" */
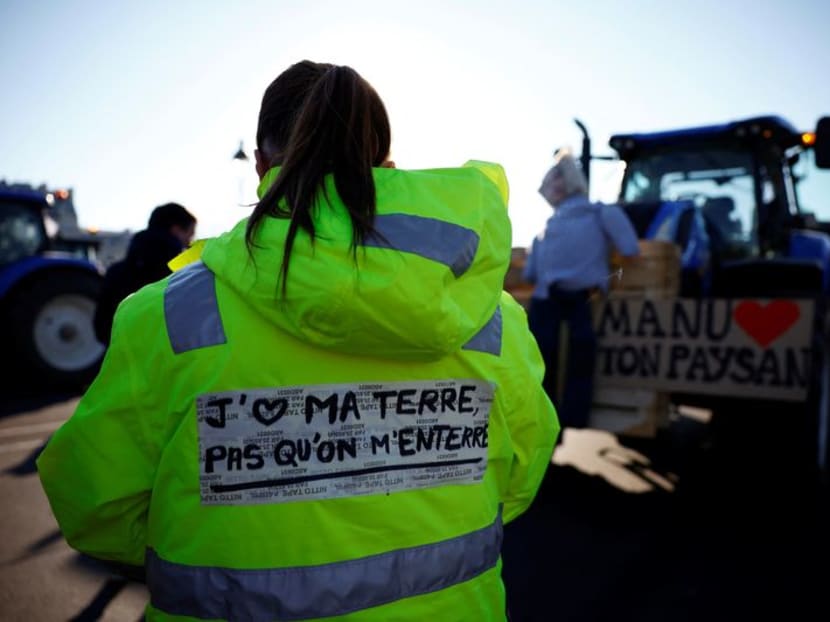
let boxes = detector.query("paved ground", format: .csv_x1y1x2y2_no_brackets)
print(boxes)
1,386,828,621
503,419,830,622
0,392,149,621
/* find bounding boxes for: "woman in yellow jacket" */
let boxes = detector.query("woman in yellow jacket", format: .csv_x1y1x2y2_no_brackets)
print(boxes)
37,60,559,621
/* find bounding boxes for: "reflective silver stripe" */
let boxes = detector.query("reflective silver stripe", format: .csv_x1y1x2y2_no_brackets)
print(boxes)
463,307,502,356
147,509,503,621
366,214,480,277
164,261,227,354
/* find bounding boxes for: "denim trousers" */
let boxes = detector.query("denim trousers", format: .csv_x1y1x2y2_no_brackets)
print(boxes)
527,286,597,430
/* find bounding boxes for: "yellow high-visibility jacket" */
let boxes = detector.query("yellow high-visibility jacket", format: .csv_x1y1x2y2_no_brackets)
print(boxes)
37,161,559,622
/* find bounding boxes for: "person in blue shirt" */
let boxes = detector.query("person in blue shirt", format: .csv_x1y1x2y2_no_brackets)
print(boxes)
523,149,639,432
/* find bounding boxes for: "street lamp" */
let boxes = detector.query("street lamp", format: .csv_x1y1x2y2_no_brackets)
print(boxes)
232,140,250,205
233,140,249,162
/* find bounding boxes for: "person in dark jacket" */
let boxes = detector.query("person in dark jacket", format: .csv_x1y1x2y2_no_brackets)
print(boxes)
94,202,196,345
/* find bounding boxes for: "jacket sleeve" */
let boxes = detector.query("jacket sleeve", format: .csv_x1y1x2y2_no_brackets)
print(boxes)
498,295,560,524
36,315,163,566
601,204,640,257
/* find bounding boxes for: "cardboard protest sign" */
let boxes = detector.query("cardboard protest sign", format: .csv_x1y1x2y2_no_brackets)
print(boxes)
594,297,815,401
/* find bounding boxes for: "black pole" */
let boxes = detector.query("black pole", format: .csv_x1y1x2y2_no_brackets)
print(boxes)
573,118,591,186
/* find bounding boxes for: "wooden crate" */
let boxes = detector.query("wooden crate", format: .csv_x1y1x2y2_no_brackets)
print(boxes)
504,247,533,309
610,240,681,298
507,240,681,302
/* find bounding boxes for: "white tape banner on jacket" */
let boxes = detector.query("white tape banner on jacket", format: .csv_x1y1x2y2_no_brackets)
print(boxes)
196,378,495,505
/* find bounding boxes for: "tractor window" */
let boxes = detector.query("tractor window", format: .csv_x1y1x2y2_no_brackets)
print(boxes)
623,169,658,202
621,149,760,257
0,200,48,266
792,149,830,223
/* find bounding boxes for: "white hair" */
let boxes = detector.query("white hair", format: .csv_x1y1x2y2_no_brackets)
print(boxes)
551,149,588,197
538,147,589,208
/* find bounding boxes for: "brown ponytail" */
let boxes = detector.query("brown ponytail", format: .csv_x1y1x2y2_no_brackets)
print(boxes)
246,62,391,295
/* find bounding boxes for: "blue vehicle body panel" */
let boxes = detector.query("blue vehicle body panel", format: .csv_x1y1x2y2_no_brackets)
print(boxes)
0,188,46,203
0,256,100,299
610,116,802,154
789,230,830,294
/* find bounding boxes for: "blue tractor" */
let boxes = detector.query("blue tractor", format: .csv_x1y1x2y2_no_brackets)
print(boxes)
577,115,830,477
0,183,106,390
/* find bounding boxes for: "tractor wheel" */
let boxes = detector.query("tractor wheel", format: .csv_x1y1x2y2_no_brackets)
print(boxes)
8,271,106,390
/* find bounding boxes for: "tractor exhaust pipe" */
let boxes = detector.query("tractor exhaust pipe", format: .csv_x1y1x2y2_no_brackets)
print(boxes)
573,118,591,186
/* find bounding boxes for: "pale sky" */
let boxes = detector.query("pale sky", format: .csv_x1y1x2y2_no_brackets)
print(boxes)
2,0,829,247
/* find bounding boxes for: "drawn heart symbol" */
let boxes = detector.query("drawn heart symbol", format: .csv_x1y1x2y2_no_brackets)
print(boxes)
252,398,288,426
733,300,800,348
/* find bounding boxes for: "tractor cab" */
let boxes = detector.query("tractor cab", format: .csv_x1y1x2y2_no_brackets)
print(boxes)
605,116,830,297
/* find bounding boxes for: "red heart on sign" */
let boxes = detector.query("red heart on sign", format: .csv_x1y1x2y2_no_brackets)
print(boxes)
733,300,800,348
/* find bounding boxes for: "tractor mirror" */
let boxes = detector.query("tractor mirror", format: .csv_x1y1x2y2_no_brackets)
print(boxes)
815,117,830,169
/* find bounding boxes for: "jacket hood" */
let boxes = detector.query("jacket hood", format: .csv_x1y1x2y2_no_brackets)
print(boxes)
199,161,511,361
